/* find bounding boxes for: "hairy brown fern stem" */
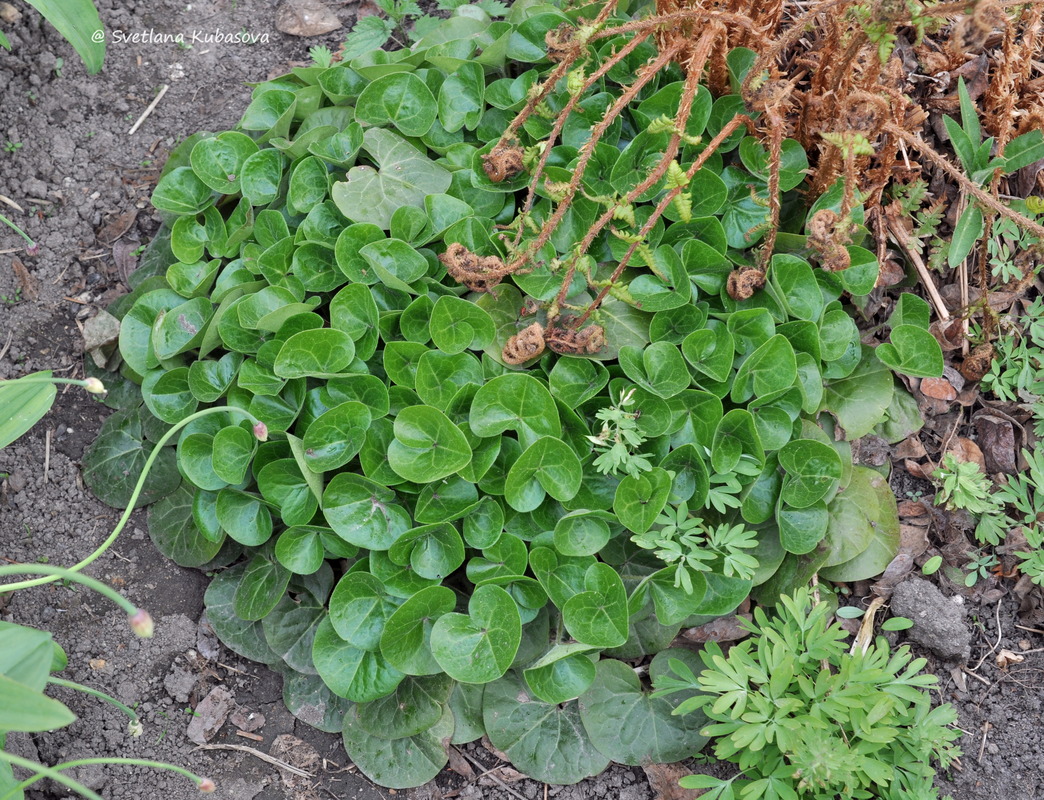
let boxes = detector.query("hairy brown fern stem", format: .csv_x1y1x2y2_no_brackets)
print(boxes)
484,0,1044,363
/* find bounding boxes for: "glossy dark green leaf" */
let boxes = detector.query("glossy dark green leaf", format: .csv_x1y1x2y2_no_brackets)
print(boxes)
203,563,282,664
342,704,451,789
820,347,895,439
257,458,318,526
618,342,690,399
549,358,609,407
302,401,370,473
323,473,411,549
314,616,404,700
211,424,256,485
380,585,456,676
778,500,829,554
216,488,273,546
233,554,291,621
190,131,258,194
876,325,944,379
562,563,628,648
523,644,597,705
614,468,672,535
483,672,609,785
430,295,496,354
778,439,843,508
578,658,708,765
431,584,521,683
273,328,356,379
148,484,225,567
505,436,582,512
275,526,326,574
152,166,213,215
388,405,472,483
82,407,180,509
389,523,465,581
470,373,560,448
356,72,437,137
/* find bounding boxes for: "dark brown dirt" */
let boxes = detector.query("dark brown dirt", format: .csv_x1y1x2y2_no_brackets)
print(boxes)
0,2,1040,800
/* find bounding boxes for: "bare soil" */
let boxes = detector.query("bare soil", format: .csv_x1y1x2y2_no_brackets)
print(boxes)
0,2,1041,799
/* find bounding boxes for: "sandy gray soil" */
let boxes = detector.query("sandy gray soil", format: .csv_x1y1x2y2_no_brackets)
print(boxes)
0,1,1041,799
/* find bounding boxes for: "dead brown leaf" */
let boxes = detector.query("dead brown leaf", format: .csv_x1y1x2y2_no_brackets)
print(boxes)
186,685,234,745
946,437,986,472
899,524,929,556
996,649,1025,669
920,376,956,401
872,553,914,598
895,436,927,460
11,258,38,300
446,746,475,781
681,613,752,644
96,209,137,245
974,414,1017,474
642,763,706,800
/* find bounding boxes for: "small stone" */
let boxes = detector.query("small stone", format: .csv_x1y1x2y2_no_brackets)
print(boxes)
6,471,26,493
890,577,972,663
163,664,198,704
275,0,341,36
82,309,121,368
0,2,22,24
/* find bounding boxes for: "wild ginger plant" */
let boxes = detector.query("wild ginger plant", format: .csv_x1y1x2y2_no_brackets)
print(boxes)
70,0,1037,790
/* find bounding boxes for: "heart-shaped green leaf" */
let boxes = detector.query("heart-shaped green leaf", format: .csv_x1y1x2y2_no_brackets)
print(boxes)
562,563,628,648
431,584,521,683
505,437,582,512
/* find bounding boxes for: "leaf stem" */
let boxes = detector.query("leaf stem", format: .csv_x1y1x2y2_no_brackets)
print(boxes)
46,677,140,722
0,406,262,593
0,211,36,248
1,756,212,799
0,752,104,800
0,564,137,615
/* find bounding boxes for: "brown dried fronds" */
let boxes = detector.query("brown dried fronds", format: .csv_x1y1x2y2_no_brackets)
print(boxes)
745,77,794,115
843,91,891,138
545,22,581,63
948,0,1008,55
807,209,854,272
726,267,767,300
482,141,525,183
960,342,996,381
546,323,606,355
503,323,546,364
439,243,514,293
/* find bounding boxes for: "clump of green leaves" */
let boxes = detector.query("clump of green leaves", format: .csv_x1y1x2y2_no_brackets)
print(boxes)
79,0,948,789
933,452,1000,516
632,504,758,593
654,588,962,800
587,387,653,478
933,450,1044,587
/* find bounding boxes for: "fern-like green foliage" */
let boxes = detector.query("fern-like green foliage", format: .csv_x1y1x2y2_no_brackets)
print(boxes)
654,588,962,800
